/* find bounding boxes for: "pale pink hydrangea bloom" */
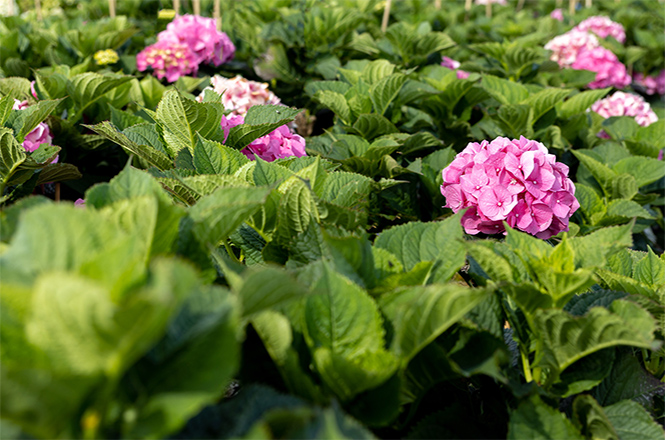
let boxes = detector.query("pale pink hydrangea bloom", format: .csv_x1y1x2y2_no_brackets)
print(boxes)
159,15,235,66
550,9,564,21
591,91,658,138
633,70,665,96
475,0,507,4
12,99,56,162
441,136,579,239
545,30,600,68
197,75,282,116
441,57,470,80
74,198,86,208
571,47,631,89
220,114,306,162
574,16,626,43
136,39,197,83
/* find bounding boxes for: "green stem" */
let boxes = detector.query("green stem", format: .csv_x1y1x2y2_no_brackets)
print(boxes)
520,349,533,383
224,240,241,264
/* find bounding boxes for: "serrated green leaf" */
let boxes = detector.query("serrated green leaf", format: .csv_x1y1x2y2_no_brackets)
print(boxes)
67,72,133,112
0,127,26,183
521,88,573,122
305,81,351,97
612,156,665,188
481,75,529,105
495,104,534,138
604,400,665,440
560,88,611,119
572,150,617,191
508,395,584,440
379,284,490,364
369,73,407,116
314,90,351,123
226,105,301,149
605,199,655,220
633,247,665,288
572,395,618,440
352,114,398,140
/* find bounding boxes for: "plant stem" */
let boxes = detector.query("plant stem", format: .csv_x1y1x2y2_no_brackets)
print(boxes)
224,240,241,264
520,349,533,382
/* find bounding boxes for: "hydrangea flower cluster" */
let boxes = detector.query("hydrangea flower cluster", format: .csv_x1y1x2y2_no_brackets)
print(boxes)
633,70,665,96
441,136,579,239
571,46,631,89
441,57,470,80
94,49,119,66
196,75,281,116
12,99,56,161
220,114,306,162
137,15,235,83
590,91,658,138
544,30,600,68
550,8,564,21
574,16,626,43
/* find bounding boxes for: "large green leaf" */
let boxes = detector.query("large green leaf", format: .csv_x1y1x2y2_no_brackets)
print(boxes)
0,127,26,184
481,75,529,105
188,186,271,245
302,262,398,401
559,88,611,119
226,105,301,149
8,99,62,143
508,395,583,440
193,134,249,175
572,395,618,440
67,72,133,114
374,213,466,283
603,400,665,440
369,73,407,116
379,284,490,364
521,88,572,122
533,300,657,383
612,156,665,188
314,90,351,123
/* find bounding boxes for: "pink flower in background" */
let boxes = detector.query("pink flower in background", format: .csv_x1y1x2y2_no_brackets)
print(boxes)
441,57,470,80
74,198,86,208
219,114,306,162
574,16,626,43
12,99,56,162
571,47,631,89
550,9,564,21
197,75,281,115
441,136,578,239
591,91,658,138
633,70,665,95
475,0,507,4
160,15,235,66
30,81,38,99
545,30,600,67
136,39,197,83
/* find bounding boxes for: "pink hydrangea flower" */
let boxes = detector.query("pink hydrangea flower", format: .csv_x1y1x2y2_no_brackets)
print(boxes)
136,39,197,83
545,30,600,68
219,114,306,162
550,9,564,21
590,91,658,138
574,16,626,43
197,75,282,116
475,0,507,4
30,81,37,99
441,57,470,80
12,99,56,162
571,47,631,89
441,136,579,239
160,15,235,66
74,198,86,208
633,70,665,96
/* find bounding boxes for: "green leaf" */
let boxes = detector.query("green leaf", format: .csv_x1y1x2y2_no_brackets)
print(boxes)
314,90,351,123
604,400,665,440
612,156,665,188
193,135,248,176
369,73,407,116
379,284,490,363
109,106,147,131
140,75,166,110
495,104,534,138
67,72,133,112
508,395,584,440
594,352,664,407
226,105,301,149
533,300,656,382
85,121,173,170
611,174,638,200
521,88,572,122
303,262,398,401
155,90,224,156
374,214,466,283
572,150,617,191
188,186,271,245
360,60,395,84
602,117,640,141
605,199,654,221
568,221,633,268
560,88,611,119
236,267,308,318
572,395,618,440
35,163,82,186
352,114,398,140
305,81,351,97
0,127,26,183
481,75,529,105
633,247,665,288
0,95,14,126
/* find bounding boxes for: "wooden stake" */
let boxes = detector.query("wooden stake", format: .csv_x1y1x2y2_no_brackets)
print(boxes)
486,1,491,18
193,0,200,16
585,0,591,7
434,0,441,9
214,0,221,30
465,0,472,11
516,0,525,12
34,0,42,20
109,0,116,17
381,0,392,32
569,0,576,16
55,183,60,202
174,0,180,14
